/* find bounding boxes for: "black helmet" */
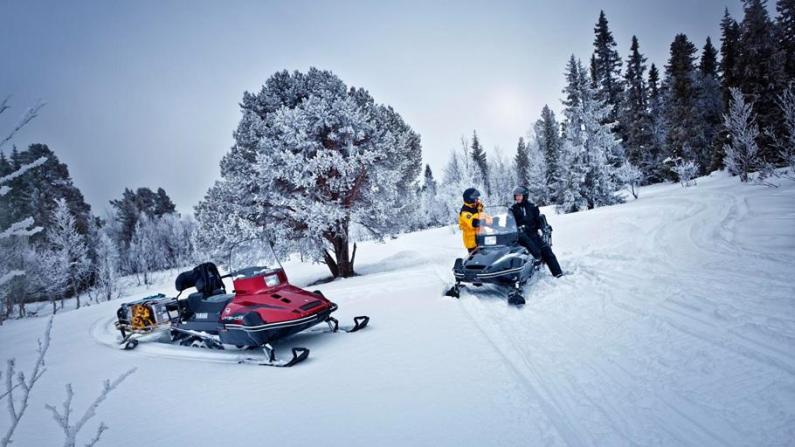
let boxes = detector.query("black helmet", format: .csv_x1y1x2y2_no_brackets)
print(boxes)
462,188,481,203
512,186,528,197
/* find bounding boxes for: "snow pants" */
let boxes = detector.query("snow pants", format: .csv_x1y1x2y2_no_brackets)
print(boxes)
518,232,563,277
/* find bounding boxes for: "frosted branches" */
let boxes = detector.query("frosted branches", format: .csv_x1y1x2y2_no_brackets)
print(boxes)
0,316,53,447
723,88,760,182
45,367,136,447
0,97,45,151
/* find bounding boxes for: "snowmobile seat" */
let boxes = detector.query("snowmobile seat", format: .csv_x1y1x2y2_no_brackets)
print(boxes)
186,291,233,315
175,262,226,298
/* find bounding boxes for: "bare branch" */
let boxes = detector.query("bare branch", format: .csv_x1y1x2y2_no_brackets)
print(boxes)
1,317,53,447
84,422,108,447
0,100,45,150
45,368,136,447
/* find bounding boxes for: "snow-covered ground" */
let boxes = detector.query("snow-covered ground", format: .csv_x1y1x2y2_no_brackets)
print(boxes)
2,172,794,446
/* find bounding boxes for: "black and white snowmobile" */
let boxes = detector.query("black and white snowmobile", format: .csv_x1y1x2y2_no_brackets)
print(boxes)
444,206,552,306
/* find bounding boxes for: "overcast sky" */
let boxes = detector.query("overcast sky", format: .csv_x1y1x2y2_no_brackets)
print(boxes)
1,0,752,215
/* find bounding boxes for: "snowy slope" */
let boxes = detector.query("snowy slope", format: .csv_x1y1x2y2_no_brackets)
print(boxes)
2,172,794,447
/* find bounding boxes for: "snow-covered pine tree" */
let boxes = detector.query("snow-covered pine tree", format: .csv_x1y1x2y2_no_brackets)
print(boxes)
535,105,562,198
514,137,529,188
592,10,625,133
91,231,119,302
418,164,446,228
487,149,515,206
195,68,421,278
47,198,90,309
127,214,158,285
696,37,724,174
737,0,787,161
621,36,652,178
470,130,490,194
723,88,761,182
646,63,667,182
778,0,795,80
720,9,743,110
557,57,622,212
776,83,795,173
524,136,549,205
664,34,701,168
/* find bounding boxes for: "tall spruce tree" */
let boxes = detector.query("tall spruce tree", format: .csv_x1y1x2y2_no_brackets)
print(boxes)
697,37,725,174
558,57,622,212
664,34,700,164
470,130,490,194
622,36,653,172
421,164,437,195
737,0,786,160
536,105,561,195
646,63,666,182
514,137,530,188
778,0,795,80
720,9,742,109
592,11,625,131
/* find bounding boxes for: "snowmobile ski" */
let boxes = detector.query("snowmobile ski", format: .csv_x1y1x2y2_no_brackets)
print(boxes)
238,344,310,367
309,316,370,334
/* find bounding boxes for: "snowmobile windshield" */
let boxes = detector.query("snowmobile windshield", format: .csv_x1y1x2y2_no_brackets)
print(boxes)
226,237,282,278
476,207,519,247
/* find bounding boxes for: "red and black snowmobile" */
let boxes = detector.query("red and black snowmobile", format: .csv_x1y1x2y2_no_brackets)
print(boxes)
115,261,368,367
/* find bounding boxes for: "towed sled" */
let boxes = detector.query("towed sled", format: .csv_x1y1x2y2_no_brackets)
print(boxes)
114,250,369,367
445,206,552,306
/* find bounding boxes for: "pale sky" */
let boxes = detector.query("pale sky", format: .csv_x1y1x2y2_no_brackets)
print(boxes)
0,0,751,215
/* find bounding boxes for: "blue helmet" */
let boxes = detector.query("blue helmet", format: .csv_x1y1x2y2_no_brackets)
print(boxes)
463,188,481,203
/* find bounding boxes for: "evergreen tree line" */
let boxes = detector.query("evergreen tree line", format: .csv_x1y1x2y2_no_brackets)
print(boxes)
416,0,795,224
0,143,196,321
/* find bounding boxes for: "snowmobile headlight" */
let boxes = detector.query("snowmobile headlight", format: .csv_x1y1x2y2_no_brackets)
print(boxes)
484,236,497,246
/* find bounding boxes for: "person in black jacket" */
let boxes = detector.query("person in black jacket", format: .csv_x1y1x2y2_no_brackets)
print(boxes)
509,186,563,278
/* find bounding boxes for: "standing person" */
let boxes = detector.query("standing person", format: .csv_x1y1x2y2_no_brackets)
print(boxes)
510,186,563,277
458,188,491,253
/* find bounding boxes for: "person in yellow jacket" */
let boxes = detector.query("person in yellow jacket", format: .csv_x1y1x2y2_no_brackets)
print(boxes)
458,188,491,252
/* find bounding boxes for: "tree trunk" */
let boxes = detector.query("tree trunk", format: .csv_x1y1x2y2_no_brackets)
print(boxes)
73,280,80,310
324,236,356,278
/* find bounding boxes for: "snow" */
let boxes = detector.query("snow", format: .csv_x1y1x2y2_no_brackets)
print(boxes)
2,172,794,446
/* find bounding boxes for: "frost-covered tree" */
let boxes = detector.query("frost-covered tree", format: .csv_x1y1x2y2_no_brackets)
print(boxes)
514,137,529,188
195,68,421,278
616,160,643,198
737,0,787,160
670,156,699,186
470,130,490,194
664,34,700,164
776,83,795,173
696,37,724,174
488,149,515,206
592,10,625,130
557,57,622,213
621,36,653,171
778,0,795,80
646,63,667,182
109,187,176,252
127,214,157,285
418,165,447,228
723,88,761,182
90,232,120,303
524,137,549,205
720,8,743,110
535,105,561,195
48,198,90,309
